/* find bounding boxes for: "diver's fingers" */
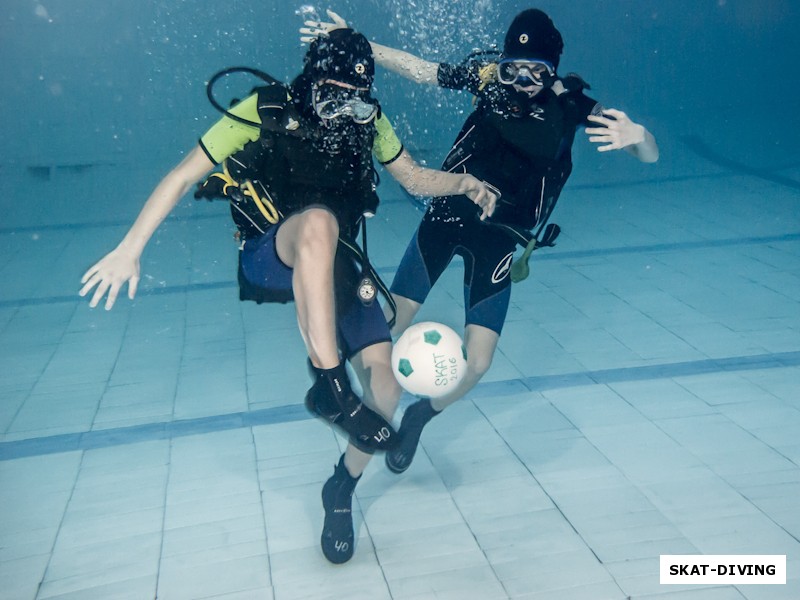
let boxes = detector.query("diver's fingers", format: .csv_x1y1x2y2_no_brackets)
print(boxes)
473,188,492,221
586,114,614,128
88,279,111,309
476,192,488,221
600,108,628,121
80,262,101,285
78,271,100,297
486,191,497,217
588,129,622,150
587,133,613,143
300,26,326,35
302,19,336,32
594,142,618,153
301,11,347,34
479,188,497,219
299,28,328,44
326,9,348,27
103,282,121,311
301,25,329,40
128,276,140,300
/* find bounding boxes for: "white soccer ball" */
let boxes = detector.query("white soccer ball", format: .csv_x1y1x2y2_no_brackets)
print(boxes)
391,321,467,398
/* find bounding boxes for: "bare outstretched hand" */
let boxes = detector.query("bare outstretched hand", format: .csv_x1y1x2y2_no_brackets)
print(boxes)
79,245,140,310
299,9,349,44
586,108,646,152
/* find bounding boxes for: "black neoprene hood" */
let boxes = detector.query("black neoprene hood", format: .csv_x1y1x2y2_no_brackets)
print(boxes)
303,28,375,88
503,9,564,68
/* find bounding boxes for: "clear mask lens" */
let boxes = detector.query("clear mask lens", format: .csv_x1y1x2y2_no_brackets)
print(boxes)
497,60,554,86
313,86,378,124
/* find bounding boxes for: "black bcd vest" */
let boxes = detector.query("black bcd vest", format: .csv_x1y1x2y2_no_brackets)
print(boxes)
224,83,379,242
441,82,589,232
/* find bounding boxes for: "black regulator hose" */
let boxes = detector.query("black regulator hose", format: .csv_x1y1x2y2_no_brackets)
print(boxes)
206,66,281,129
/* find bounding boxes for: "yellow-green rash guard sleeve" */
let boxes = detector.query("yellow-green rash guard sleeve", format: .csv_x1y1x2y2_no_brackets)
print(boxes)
372,112,404,165
198,93,261,165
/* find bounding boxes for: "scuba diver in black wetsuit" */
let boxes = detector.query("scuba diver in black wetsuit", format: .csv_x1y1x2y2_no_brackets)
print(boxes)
79,27,496,564
302,9,659,474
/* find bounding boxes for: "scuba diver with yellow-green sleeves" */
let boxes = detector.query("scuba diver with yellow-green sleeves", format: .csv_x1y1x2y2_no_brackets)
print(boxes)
302,10,659,476
79,28,497,564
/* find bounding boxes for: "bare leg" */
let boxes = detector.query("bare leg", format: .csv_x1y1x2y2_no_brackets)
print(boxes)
385,293,421,337
275,207,339,369
278,207,397,452
343,341,402,476
430,324,499,411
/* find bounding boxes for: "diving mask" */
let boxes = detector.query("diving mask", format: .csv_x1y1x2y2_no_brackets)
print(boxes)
497,59,555,87
312,82,379,125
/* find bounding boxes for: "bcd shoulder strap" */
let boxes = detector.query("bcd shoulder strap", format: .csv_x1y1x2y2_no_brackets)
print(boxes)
255,84,317,140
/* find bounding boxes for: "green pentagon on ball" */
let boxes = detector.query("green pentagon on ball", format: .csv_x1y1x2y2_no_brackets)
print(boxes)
397,358,414,378
423,329,442,345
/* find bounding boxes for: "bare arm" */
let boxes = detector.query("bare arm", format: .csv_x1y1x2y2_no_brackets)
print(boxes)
370,42,439,85
384,149,496,219
79,146,215,309
624,127,659,163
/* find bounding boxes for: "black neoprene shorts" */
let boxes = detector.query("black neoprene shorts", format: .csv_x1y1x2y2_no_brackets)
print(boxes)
390,196,516,335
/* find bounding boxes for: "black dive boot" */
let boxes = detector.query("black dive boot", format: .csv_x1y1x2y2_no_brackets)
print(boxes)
385,398,439,474
321,454,361,564
305,361,397,452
